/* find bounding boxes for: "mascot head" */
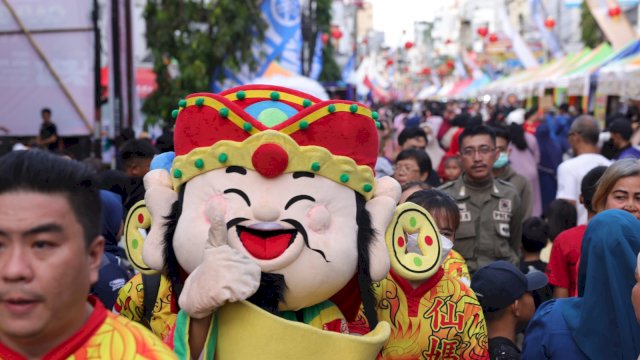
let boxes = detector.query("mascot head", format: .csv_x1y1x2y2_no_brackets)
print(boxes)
138,85,400,328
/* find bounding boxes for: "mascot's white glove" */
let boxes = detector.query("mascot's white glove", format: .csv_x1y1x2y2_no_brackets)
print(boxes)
178,203,262,319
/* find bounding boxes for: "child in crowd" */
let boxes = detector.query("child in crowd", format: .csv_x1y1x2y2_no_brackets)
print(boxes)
442,155,462,183
472,261,548,360
406,189,470,285
541,199,577,262
520,217,548,274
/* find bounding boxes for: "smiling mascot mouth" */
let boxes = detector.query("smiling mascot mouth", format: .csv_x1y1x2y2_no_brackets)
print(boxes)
236,225,297,260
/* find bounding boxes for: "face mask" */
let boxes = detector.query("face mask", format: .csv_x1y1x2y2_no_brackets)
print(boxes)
439,235,453,266
493,152,509,169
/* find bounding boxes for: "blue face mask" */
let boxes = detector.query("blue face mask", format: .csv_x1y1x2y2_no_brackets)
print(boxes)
493,152,509,169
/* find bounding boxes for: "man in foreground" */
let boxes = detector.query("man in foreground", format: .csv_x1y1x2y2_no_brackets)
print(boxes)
0,150,174,359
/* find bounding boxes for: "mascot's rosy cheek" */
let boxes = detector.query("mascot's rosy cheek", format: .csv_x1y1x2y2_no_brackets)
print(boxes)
306,205,331,233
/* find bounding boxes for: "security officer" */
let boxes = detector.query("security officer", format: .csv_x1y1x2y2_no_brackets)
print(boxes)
439,125,523,274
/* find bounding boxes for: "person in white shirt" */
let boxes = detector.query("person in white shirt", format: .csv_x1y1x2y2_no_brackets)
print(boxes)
556,115,611,224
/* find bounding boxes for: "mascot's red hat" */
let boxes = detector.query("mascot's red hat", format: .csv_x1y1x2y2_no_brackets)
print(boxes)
170,84,381,199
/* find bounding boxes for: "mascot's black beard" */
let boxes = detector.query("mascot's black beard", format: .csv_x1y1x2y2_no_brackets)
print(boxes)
247,272,287,316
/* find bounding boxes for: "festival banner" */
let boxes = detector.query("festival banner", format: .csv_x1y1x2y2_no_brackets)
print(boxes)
497,0,539,69
584,0,636,51
530,0,564,59
309,32,324,80
213,0,302,91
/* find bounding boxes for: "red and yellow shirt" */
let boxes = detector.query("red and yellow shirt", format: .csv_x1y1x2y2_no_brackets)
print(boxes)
443,250,471,285
360,269,489,360
114,273,177,340
0,297,176,359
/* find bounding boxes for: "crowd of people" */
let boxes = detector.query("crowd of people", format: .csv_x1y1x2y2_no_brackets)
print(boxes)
1,92,640,359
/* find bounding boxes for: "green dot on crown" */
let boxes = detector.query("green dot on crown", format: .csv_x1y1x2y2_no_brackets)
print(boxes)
218,153,228,163
349,104,358,113
236,90,246,100
372,111,379,120
270,91,280,101
328,104,336,113
178,99,187,108
302,99,312,108
311,162,321,171
171,109,179,119
363,183,373,192
340,173,349,183
173,169,182,178
219,107,229,117
195,98,204,106
194,158,204,169
243,122,253,131
299,120,309,130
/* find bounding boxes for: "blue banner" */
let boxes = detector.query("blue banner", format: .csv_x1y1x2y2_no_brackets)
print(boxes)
213,0,302,91
309,33,323,80
341,54,355,83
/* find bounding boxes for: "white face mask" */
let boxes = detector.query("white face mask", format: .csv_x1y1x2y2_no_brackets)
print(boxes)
406,233,453,268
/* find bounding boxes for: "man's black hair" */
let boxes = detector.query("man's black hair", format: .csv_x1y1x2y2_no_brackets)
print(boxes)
397,127,427,147
521,217,548,252
41,108,51,116
491,125,510,143
458,125,496,148
396,149,432,175
162,185,379,327
609,119,634,142
0,150,101,246
119,139,157,167
581,166,608,213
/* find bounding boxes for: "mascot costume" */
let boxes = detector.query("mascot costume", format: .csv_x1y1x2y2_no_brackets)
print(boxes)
124,85,401,359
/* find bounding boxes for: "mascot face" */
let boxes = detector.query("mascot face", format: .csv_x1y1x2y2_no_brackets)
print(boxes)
174,168,359,310
137,85,400,315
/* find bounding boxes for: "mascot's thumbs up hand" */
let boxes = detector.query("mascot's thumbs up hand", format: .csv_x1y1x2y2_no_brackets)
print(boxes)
178,202,262,319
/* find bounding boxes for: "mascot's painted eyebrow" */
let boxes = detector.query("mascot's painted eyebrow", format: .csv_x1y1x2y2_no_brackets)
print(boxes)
224,188,251,206
226,166,247,175
284,195,315,210
292,172,314,179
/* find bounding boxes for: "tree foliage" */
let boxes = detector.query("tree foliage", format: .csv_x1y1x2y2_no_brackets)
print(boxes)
142,0,266,127
580,1,604,48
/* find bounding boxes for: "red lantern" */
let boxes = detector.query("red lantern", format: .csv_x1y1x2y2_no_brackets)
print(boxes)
404,41,414,50
385,58,394,67
420,67,431,76
321,33,329,45
446,59,455,69
331,27,343,40
608,5,621,17
362,38,368,45
444,38,453,45
488,33,498,43
544,16,555,29
477,26,488,38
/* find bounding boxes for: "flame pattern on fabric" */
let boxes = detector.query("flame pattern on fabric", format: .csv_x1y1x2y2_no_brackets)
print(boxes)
357,269,488,360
